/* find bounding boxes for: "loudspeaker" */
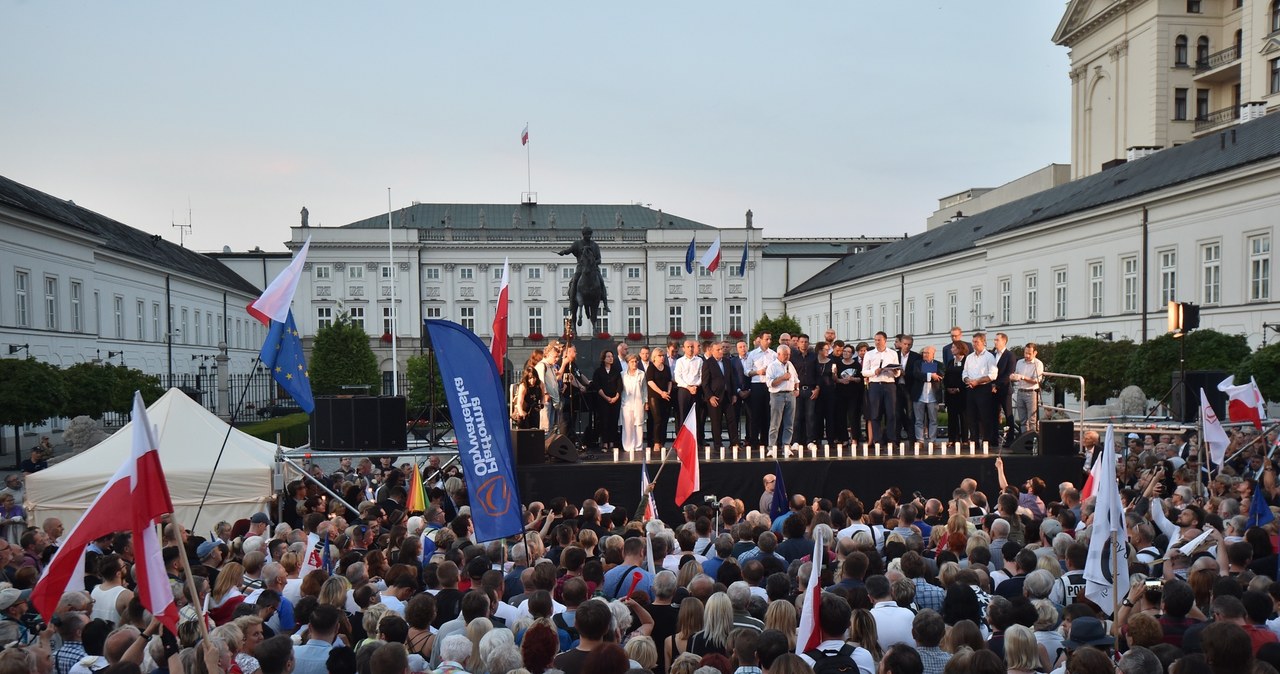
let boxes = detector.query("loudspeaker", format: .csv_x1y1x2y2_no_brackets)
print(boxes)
545,434,580,463
378,396,407,450
311,398,336,449
353,397,381,449
1040,420,1075,456
514,429,546,466
1006,432,1038,454
1170,370,1228,422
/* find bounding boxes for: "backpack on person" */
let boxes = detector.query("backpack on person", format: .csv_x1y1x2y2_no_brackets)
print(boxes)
805,643,860,674
553,612,580,646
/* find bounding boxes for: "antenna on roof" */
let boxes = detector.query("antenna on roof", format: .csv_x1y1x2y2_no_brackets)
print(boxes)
172,199,193,247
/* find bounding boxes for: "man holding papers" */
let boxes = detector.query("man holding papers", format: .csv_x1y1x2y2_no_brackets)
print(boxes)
861,331,901,445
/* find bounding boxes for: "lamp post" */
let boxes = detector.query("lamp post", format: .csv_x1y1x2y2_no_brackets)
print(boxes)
216,341,230,421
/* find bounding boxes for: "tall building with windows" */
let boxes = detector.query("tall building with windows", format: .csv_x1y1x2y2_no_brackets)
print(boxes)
1054,0,1280,177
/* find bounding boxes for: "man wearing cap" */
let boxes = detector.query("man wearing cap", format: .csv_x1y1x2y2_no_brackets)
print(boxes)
249,512,272,538
0,587,33,645
196,541,222,587
1060,616,1114,661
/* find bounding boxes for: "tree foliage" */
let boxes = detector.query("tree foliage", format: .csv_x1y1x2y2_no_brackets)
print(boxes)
405,353,447,413
1238,342,1280,402
0,358,68,428
1125,329,1251,398
61,363,164,418
749,313,803,342
1043,336,1138,404
310,313,381,396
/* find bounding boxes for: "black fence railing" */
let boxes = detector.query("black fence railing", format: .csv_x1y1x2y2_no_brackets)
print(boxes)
1194,105,1240,132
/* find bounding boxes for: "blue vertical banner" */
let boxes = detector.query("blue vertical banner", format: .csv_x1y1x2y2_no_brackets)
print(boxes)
424,319,524,542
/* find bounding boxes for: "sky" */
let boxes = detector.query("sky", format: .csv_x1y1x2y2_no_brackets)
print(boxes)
2,2,1072,253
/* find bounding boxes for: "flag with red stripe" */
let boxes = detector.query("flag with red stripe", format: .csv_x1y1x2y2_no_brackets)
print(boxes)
32,392,178,632
490,258,510,375
247,238,310,326
673,407,700,506
795,530,825,654
1219,374,1266,429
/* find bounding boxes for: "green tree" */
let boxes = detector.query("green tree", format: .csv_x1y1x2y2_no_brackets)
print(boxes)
1125,329,1251,398
61,363,164,418
109,365,164,414
310,313,380,396
0,357,67,456
1044,336,1138,405
405,353,446,413
1238,342,1280,401
749,313,803,341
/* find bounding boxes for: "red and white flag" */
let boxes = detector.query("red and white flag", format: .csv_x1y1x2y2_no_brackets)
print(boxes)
795,530,825,654
1080,451,1103,502
640,459,657,521
673,407,700,506
32,392,178,632
1201,388,1230,466
247,238,311,326
521,124,529,146
1218,374,1266,429
699,236,722,273
490,258,509,374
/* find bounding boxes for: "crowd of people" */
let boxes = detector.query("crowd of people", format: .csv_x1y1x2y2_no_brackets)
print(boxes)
511,327,1046,456
2,411,1278,674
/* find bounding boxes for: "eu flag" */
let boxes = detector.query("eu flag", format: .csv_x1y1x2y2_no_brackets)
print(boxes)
1248,480,1274,528
259,310,315,414
770,460,789,521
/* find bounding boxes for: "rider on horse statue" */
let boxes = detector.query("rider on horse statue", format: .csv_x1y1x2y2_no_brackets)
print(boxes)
558,225,609,331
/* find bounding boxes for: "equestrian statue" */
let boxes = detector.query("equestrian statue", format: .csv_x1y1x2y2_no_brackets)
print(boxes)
558,225,609,335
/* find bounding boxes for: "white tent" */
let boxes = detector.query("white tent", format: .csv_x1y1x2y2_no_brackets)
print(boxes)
26,388,282,532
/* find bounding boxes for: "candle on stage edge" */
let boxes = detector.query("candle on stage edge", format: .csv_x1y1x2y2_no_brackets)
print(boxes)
612,448,619,462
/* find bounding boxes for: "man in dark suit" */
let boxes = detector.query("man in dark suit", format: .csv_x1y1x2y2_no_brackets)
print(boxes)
941,326,972,366
896,334,920,441
701,342,740,451
729,340,752,445
992,332,1015,445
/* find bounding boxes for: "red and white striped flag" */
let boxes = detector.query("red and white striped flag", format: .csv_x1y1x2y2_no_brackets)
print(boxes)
1202,389,1230,466
490,258,510,374
673,407,700,506
1218,374,1266,429
521,124,529,146
700,235,722,273
796,530,825,654
247,238,310,326
32,392,178,632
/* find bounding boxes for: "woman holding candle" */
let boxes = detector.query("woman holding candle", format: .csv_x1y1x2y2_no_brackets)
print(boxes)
620,354,646,455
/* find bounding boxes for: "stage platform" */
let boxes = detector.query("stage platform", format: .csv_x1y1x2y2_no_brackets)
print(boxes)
516,453,1084,520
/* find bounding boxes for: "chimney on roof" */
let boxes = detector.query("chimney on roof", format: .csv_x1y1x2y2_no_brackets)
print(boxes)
1125,146,1161,161
1240,101,1267,123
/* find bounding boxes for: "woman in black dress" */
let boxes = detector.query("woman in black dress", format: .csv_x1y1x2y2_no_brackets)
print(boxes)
944,341,970,442
645,348,673,450
593,351,622,450
831,343,862,445
816,342,839,444
514,350,545,430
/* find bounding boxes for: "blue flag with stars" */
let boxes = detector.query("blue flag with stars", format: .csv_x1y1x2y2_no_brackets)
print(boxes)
259,310,314,414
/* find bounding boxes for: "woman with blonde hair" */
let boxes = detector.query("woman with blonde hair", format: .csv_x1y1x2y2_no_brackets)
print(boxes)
358,603,393,650
1035,554,1064,579
206,561,246,625
848,608,882,664
664,597,703,666
209,623,243,673
675,558,701,589
318,576,351,611
763,600,798,650
623,635,658,671
937,561,961,589
466,617,493,671
1004,624,1047,674
687,592,732,656
1032,599,1063,671
667,652,702,674
578,529,599,559
233,616,265,674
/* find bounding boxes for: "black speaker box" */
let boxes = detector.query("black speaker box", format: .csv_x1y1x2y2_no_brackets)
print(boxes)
311,398,336,449
353,397,381,449
514,429,546,466
1170,370,1228,422
1040,420,1075,456
1006,432,1038,454
378,396,407,450
545,434,580,463
310,396,408,451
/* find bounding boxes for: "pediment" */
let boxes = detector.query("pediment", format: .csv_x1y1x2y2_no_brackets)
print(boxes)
1261,36,1280,56
1053,0,1133,46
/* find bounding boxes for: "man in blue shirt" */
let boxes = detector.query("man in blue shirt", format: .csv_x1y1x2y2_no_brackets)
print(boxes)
601,537,653,599
291,605,341,674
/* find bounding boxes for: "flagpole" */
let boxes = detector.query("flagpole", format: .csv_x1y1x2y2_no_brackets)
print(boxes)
190,356,263,531
634,448,671,517
170,518,212,639
388,188,398,396
525,122,531,195
1110,529,1120,619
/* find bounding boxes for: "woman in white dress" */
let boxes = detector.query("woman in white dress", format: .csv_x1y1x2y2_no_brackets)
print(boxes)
620,355,647,455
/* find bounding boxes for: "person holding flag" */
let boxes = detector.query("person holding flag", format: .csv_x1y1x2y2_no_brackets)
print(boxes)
1083,426,1129,616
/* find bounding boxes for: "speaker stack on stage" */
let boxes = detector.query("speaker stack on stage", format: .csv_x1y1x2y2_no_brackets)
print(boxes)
310,396,408,451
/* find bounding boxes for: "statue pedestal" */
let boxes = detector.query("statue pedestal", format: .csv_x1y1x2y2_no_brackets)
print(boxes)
569,335,614,375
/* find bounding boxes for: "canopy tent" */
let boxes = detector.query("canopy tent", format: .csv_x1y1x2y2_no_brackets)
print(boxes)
25,388,282,532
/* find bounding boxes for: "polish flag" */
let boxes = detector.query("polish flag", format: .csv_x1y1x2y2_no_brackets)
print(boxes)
1201,388,1230,466
1080,451,1104,502
1218,375,1266,429
521,124,529,146
640,459,657,521
490,258,510,375
247,238,311,326
795,530,826,654
699,236,722,273
32,392,178,632
673,407,700,506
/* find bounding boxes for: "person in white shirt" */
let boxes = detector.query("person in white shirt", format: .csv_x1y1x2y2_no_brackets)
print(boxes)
744,332,777,448
961,332,999,445
673,340,704,440
1011,342,1045,434
766,345,800,453
912,346,943,443
866,575,916,651
860,332,900,445
536,344,562,434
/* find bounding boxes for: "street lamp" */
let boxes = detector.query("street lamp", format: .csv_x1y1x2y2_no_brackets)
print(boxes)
1094,332,1114,341
6,344,28,355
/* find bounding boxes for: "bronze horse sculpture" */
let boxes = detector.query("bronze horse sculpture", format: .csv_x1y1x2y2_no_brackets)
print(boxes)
559,226,610,334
